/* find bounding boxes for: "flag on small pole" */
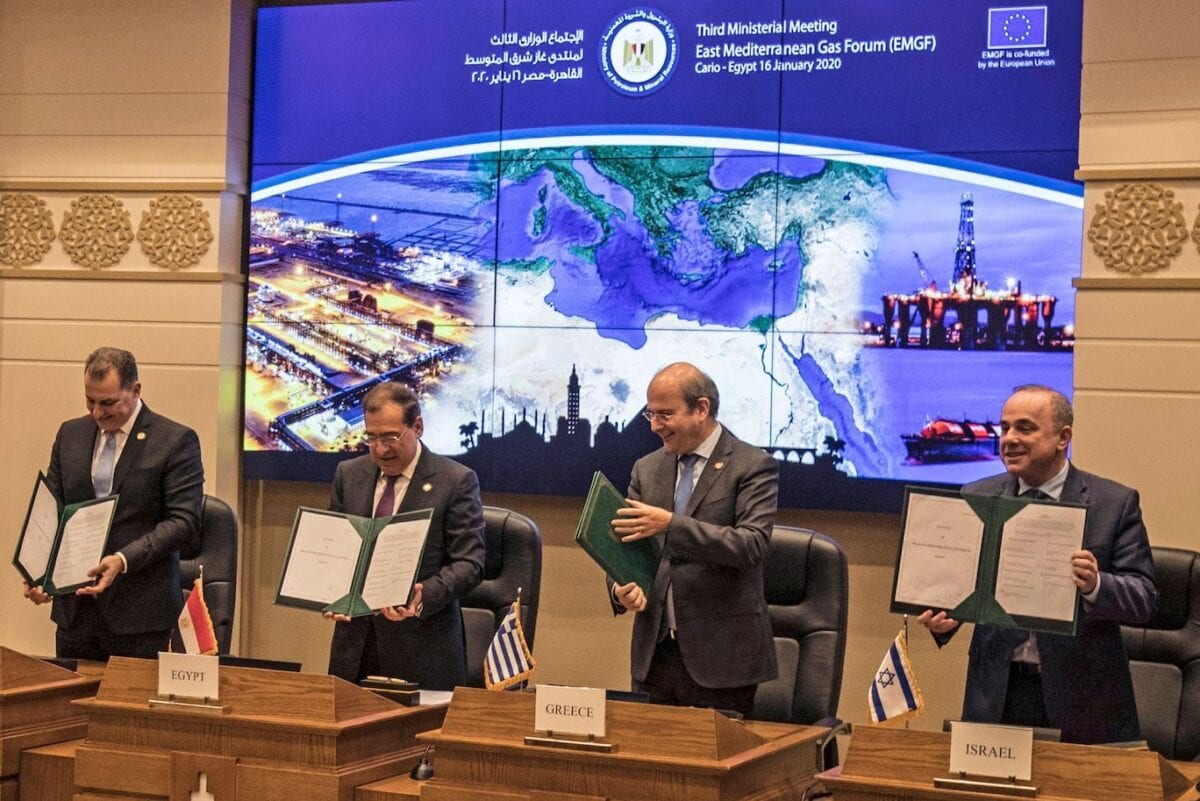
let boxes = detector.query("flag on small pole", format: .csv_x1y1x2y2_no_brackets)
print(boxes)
869,628,924,724
484,593,536,690
172,567,219,656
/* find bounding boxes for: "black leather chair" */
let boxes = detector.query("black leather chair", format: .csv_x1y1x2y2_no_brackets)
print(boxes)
179,494,238,654
752,526,849,726
460,506,542,687
1120,546,1200,761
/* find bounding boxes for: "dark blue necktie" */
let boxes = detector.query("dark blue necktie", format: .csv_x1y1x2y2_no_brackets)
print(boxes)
661,454,700,639
674,454,700,515
1022,488,1050,500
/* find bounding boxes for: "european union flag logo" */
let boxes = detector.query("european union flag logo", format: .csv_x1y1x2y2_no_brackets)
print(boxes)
987,6,1048,49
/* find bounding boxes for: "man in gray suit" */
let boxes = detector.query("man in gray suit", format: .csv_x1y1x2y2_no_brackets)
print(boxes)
610,362,778,716
918,384,1156,743
22,347,204,660
326,381,485,690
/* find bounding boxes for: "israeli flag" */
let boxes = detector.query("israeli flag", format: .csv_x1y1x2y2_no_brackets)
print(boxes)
869,629,925,723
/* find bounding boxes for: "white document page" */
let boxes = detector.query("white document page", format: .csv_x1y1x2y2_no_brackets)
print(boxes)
18,478,60,582
278,511,361,604
994,503,1085,621
894,493,984,610
50,498,116,590
360,516,431,611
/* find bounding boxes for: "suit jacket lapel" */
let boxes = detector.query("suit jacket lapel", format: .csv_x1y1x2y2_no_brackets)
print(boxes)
653,450,677,510
110,406,151,494
684,429,733,516
398,446,436,513
352,457,380,517
1059,463,1088,505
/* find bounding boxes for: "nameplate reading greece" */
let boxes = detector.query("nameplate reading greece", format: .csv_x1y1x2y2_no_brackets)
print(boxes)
13,472,118,595
535,684,606,738
275,506,433,617
890,487,1087,635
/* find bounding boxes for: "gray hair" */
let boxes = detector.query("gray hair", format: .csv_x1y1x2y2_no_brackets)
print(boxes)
85,347,138,388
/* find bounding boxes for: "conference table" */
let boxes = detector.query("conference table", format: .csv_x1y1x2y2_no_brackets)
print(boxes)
2,649,826,801
5,648,1197,801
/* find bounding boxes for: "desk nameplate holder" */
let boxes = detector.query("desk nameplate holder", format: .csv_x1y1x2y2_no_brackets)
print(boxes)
939,722,1037,797
148,694,231,713
151,651,229,713
934,773,1038,797
526,684,613,752
524,731,615,753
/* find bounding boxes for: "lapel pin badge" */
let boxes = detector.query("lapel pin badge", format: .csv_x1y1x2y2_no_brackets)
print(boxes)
136,432,147,441
422,482,433,493
713,461,725,470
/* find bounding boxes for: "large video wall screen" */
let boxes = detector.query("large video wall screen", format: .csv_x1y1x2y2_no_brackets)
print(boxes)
246,0,1083,511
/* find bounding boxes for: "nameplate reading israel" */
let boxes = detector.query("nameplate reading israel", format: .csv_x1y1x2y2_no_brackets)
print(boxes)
158,652,219,701
949,721,1032,781
534,685,606,737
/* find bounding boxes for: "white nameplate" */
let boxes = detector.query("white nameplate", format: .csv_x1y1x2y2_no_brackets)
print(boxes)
158,652,219,701
949,721,1033,781
534,685,605,737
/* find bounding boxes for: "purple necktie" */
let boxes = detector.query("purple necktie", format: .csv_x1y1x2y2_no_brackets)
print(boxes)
375,474,399,518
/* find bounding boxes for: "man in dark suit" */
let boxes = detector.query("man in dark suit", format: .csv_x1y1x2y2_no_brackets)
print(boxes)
609,362,778,716
22,347,204,660
326,381,485,690
918,384,1156,744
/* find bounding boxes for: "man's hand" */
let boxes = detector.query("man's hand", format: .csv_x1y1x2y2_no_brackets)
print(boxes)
917,609,959,635
323,611,353,623
380,583,424,621
23,581,51,605
612,499,672,542
1071,549,1099,594
76,555,124,596
614,581,646,613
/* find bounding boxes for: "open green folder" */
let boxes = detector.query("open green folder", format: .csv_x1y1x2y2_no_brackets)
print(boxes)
275,506,433,617
890,486,1088,635
574,472,660,596
13,472,118,595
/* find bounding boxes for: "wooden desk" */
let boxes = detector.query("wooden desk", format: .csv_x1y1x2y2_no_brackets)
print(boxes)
819,725,1200,801
0,649,101,801
69,656,447,801
409,686,827,801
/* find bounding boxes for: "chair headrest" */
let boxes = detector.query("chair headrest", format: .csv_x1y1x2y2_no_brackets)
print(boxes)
1144,547,1200,631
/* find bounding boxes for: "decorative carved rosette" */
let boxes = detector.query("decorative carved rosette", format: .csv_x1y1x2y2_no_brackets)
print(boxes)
59,194,134,269
1086,183,1188,275
0,193,56,267
137,194,214,270
1193,205,1200,255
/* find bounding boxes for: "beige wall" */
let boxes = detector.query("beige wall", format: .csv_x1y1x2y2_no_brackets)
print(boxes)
1,0,1196,735
1072,0,1200,550
0,0,252,652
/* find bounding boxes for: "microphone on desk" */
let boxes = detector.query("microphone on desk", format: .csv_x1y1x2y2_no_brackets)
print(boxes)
410,745,434,780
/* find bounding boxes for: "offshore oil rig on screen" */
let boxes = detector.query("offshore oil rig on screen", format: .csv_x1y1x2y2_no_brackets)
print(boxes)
876,193,1072,350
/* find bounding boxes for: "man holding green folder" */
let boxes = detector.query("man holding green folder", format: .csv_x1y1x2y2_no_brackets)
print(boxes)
609,362,778,716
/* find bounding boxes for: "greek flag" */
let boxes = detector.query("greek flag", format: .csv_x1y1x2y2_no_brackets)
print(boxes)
484,599,536,690
869,629,924,723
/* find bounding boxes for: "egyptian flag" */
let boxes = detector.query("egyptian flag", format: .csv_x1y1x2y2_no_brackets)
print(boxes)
172,577,219,655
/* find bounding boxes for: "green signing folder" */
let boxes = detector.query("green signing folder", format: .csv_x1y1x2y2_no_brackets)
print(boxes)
574,472,660,595
13,471,118,595
274,506,433,617
889,486,1087,635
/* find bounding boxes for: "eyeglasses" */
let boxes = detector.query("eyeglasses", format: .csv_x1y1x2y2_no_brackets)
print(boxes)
641,410,676,424
364,429,408,446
